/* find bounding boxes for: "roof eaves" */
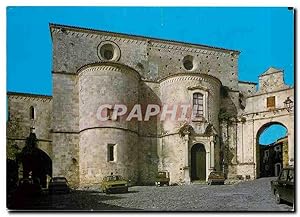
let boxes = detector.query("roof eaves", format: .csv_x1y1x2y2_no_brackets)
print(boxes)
7,91,52,99
49,23,240,54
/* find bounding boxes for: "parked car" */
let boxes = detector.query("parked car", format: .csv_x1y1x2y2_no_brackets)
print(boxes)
101,175,128,194
271,167,294,204
208,171,225,185
48,177,70,194
155,171,170,186
15,177,42,196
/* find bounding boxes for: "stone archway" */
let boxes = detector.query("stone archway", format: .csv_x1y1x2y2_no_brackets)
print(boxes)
191,143,206,181
18,133,52,188
20,147,52,188
256,122,287,178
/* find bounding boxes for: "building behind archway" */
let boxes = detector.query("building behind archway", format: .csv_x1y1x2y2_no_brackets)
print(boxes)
259,135,288,178
6,24,294,187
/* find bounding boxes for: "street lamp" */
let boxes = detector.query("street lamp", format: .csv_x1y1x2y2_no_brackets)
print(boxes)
283,97,294,112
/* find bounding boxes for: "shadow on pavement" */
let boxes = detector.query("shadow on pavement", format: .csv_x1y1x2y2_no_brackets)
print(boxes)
8,189,141,211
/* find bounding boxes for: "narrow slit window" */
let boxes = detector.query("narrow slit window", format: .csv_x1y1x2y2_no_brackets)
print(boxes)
30,106,35,120
107,144,116,162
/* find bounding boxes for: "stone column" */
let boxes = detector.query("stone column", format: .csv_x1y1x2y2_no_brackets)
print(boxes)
228,118,237,164
210,135,215,169
183,129,191,184
206,151,210,181
288,113,294,166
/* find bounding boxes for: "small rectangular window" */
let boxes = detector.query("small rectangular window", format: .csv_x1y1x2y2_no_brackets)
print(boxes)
267,96,275,109
107,144,116,162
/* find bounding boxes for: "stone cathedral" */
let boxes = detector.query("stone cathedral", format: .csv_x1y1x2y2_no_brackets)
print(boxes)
7,24,294,187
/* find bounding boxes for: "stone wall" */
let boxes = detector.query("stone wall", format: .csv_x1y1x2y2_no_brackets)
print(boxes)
52,72,80,185
79,128,139,186
159,134,186,184
282,139,289,168
238,81,257,97
52,73,79,132
138,81,161,185
50,24,239,90
244,89,294,114
138,136,160,185
7,93,52,159
52,133,79,186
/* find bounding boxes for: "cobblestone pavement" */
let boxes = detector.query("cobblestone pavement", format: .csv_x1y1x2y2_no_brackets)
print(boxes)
9,177,293,211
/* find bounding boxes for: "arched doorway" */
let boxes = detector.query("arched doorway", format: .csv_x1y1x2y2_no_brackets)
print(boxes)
20,147,52,188
191,143,206,181
17,133,52,188
256,122,287,178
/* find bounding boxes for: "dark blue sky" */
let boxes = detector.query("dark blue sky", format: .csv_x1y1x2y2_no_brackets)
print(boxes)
6,7,294,144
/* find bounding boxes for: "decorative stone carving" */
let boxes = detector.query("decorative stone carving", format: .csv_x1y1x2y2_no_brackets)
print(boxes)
204,123,218,136
178,123,193,138
257,67,289,93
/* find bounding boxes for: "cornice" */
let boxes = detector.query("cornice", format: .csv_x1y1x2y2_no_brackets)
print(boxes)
159,73,222,87
50,23,240,57
247,87,294,98
7,92,52,101
77,62,141,81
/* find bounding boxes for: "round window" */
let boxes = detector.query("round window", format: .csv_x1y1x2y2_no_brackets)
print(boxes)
182,55,195,71
183,59,193,70
97,41,121,61
100,44,114,60
103,49,113,60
